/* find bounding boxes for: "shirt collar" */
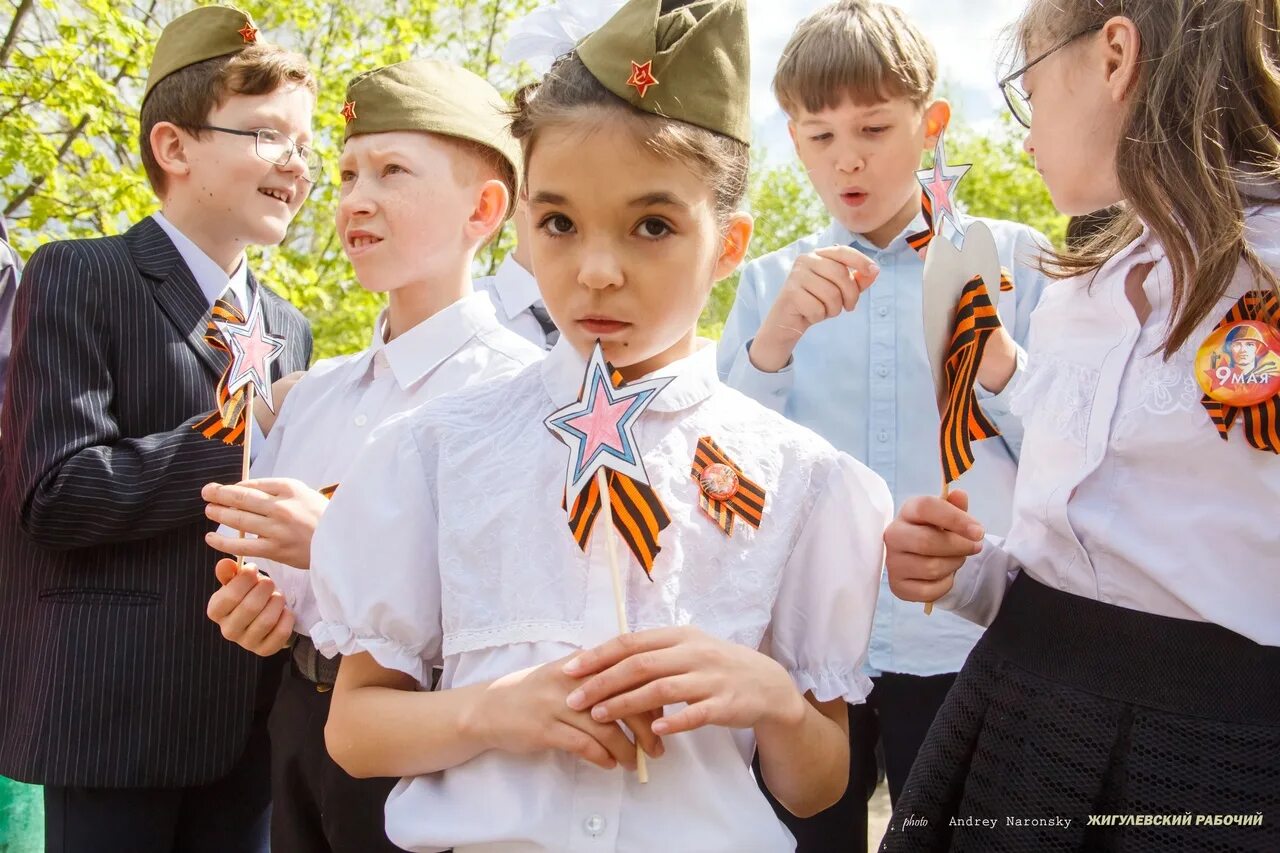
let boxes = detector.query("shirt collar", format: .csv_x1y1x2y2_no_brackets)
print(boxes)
838,208,934,256
366,290,505,390
151,212,250,309
489,255,543,319
540,337,719,412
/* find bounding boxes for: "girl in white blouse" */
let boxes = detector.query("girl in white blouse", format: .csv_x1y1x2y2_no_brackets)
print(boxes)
882,2,1280,851
310,2,893,851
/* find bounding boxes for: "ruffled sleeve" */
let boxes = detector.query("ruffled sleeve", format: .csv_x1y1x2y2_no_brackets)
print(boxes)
768,454,893,704
309,412,442,686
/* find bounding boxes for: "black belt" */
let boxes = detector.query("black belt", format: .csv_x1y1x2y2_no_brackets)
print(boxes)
290,633,341,686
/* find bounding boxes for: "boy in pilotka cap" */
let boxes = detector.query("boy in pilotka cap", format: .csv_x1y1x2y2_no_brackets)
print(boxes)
201,58,541,852
0,7,313,851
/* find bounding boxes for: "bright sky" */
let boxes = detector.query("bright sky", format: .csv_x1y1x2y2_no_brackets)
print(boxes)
747,0,1027,161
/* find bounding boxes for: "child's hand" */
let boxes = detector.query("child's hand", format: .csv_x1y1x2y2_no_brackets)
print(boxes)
206,558,295,656
562,627,806,736
976,326,1019,394
473,657,665,771
884,490,985,603
252,370,305,435
749,247,879,373
203,478,328,569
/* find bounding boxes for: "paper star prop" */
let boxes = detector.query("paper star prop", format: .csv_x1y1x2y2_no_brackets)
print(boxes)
238,23,258,44
626,60,659,98
546,342,672,501
215,293,287,413
915,136,971,237
340,100,357,123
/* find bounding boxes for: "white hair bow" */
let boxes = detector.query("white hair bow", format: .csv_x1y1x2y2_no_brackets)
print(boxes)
503,0,631,75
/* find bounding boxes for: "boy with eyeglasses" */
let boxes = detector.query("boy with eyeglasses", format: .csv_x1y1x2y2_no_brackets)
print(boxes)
0,8,313,851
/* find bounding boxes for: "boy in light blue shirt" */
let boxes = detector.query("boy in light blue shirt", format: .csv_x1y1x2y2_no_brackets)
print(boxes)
718,3,1050,850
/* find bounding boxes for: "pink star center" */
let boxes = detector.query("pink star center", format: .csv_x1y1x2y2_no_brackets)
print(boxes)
924,167,957,218
564,375,634,466
228,313,276,388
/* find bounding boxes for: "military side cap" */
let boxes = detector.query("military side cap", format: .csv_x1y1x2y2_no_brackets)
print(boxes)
144,6,262,103
576,0,750,145
340,59,522,189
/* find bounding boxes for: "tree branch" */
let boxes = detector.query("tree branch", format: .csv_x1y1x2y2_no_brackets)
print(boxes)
0,0,36,68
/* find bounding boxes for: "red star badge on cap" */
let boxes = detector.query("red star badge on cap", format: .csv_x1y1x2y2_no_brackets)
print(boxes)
341,101,357,123
238,23,258,44
626,60,659,99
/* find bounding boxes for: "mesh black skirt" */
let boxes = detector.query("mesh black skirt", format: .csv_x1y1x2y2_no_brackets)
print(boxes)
880,574,1280,853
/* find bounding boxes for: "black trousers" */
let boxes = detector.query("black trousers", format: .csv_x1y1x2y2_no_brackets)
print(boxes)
757,673,958,853
43,701,273,853
268,661,401,853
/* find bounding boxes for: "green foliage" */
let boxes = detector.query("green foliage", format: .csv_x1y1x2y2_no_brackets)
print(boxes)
947,114,1067,248
1,0,537,359
2,1,1062,353
698,151,827,339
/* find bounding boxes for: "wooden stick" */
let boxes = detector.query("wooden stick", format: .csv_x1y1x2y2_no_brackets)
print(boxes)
237,385,254,571
595,468,649,784
924,478,950,616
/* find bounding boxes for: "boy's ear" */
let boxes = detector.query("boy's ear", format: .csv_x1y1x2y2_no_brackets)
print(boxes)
467,179,511,246
714,212,754,280
786,120,799,150
923,100,952,148
150,122,192,185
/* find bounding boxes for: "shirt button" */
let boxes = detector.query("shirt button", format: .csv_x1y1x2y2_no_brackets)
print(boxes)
876,365,890,378
583,815,606,837
877,306,889,318
878,431,890,443
354,414,368,427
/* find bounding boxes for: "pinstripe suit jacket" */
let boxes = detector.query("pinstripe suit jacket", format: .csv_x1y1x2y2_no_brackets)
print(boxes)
0,216,312,788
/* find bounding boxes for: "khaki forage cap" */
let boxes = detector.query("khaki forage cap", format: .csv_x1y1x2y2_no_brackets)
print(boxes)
576,0,751,145
339,59,523,190
144,6,262,103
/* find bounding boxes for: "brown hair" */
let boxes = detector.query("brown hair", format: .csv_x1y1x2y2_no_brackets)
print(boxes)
1014,0,1280,358
508,53,748,226
773,0,938,116
139,45,317,194
435,135,519,229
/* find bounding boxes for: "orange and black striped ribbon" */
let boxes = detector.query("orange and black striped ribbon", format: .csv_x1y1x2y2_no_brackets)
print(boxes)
563,471,671,579
689,436,765,537
193,298,249,446
1200,290,1280,454
319,483,339,499
905,192,935,254
940,274,1005,484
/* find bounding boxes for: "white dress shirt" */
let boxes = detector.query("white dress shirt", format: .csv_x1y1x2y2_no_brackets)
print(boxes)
940,204,1280,647
152,212,251,310
152,211,264,453
474,255,554,349
310,340,893,853
235,291,543,633
719,211,1048,676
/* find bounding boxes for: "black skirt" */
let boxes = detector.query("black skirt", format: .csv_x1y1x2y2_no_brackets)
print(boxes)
880,574,1280,853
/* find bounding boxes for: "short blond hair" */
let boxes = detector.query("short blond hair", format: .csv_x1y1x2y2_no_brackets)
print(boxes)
773,0,937,116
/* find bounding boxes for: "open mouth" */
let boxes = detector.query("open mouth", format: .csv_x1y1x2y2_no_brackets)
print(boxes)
840,190,868,207
346,233,383,250
259,187,292,205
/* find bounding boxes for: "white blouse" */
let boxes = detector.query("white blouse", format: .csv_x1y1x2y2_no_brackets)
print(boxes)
939,205,1280,647
230,291,542,633
310,340,893,853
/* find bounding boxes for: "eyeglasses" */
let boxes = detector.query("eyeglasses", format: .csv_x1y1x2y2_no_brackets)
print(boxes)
197,125,322,183
998,24,1103,129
